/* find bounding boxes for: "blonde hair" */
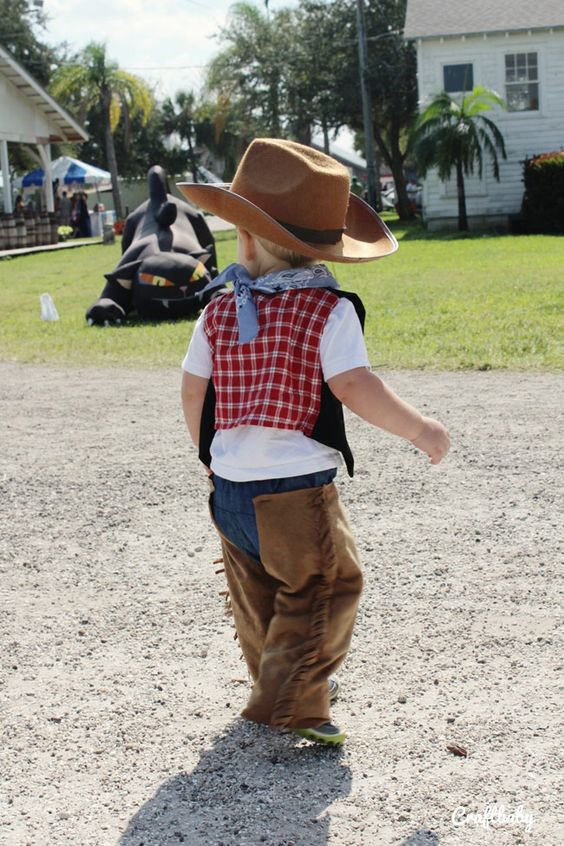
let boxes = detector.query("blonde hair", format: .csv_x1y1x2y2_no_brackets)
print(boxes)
255,235,313,268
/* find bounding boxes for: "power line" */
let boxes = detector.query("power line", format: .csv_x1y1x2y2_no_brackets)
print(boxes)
122,65,208,71
183,0,211,8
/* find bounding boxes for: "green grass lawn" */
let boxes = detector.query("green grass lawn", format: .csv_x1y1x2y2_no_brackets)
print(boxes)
0,222,562,369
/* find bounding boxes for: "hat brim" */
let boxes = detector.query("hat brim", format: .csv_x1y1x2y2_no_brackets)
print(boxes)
176,182,398,263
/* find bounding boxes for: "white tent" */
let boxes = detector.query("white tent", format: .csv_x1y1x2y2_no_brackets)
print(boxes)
15,156,111,190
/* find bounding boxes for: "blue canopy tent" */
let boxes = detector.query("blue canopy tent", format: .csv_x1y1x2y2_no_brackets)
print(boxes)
21,168,45,188
16,156,111,190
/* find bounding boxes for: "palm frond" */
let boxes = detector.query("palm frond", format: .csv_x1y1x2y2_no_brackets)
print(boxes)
474,114,507,158
411,84,507,195
477,128,502,180
467,85,507,111
114,70,154,125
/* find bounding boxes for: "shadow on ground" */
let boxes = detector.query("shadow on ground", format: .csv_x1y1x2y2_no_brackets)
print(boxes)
118,720,352,846
388,218,512,242
399,832,440,845
118,719,443,845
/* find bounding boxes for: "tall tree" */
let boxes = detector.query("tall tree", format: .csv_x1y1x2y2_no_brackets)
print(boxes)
206,0,418,217
194,94,252,180
206,2,295,138
161,92,200,181
411,86,507,230
326,0,418,218
50,42,154,218
285,0,347,147
206,1,345,149
78,102,187,182
0,0,57,86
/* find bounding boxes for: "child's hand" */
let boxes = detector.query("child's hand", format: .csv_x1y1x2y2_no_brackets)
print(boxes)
410,417,450,465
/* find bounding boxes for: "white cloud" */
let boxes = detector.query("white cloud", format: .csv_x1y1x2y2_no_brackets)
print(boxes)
42,1,355,152
43,0,276,98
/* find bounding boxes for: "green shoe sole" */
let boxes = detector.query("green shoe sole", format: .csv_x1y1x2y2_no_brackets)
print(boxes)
294,725,347,746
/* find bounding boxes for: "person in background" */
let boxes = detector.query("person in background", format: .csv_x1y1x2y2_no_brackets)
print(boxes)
350,176,363,197
70,194,79,236
60,191,71,226
76,192,92,237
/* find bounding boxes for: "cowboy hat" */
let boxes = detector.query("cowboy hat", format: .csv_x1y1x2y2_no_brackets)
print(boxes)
177,138,398,263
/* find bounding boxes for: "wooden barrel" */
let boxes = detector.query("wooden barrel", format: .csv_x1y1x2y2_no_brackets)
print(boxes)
14,217,27,249
33,213,41,245
39,212,49,245
0,216,6,250
49,213,59,244
24,212,36,247
3,214,16,249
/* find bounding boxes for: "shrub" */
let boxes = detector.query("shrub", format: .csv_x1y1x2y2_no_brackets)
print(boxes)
58,225,73,242
521,150,564,233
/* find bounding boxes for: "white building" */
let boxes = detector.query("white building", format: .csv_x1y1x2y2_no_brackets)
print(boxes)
0,45,87,214
404,1,564,230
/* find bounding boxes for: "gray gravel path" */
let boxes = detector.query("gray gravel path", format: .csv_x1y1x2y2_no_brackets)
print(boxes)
1,363,562,846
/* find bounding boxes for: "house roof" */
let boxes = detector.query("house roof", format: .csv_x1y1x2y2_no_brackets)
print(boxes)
404,0,564,39
0,45,87,143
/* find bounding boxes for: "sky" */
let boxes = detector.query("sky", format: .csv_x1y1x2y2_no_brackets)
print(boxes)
42,0,291,101
41,0,357,154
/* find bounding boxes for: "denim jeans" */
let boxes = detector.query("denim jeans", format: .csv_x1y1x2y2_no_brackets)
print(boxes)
210,469,337,563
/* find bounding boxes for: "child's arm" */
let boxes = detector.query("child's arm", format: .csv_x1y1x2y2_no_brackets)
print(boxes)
327,367,450,464
181,371,209,448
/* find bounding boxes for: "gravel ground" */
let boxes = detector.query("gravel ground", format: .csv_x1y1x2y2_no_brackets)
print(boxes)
1,362,562,846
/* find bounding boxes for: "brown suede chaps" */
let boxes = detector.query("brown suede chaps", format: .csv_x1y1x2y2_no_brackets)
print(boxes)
210,481,363,730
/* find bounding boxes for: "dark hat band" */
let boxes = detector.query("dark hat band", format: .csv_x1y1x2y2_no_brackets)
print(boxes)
275,217,345,245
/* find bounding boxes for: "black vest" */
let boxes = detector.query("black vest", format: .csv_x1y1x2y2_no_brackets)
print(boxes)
198,289,366,478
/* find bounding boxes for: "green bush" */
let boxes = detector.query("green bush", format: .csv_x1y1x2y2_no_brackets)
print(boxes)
57,225,73,242
522,150,564,233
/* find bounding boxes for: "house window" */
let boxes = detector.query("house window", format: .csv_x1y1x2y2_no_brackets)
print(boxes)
443,63,474,93
505,52,539,111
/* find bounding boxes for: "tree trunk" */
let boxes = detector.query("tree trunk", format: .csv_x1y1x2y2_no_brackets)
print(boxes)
389,157,412,220
102,88,123,220
294,122,312,145
386,125,414,221
456,159,468,231
186,126,198,182
268,68,281,135
372,123,415,219
322,117,330,154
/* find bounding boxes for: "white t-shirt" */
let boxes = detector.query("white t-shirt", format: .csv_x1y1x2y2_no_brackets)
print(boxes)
182,296,370,481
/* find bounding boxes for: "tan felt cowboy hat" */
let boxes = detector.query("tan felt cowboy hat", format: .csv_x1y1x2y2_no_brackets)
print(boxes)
177,138,398,263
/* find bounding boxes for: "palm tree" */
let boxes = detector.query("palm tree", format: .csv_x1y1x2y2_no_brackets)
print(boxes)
50,43,153,219
161,92,199,182
412,86,507,231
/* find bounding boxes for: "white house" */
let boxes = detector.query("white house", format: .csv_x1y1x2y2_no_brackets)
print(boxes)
404,0,564,229
0,45,87,214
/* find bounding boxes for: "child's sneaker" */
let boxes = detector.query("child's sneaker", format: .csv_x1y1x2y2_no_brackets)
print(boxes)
294,722,347,746
328,677,340,704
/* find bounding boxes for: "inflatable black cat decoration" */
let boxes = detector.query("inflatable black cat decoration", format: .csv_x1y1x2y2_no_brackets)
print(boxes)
86,165,221,325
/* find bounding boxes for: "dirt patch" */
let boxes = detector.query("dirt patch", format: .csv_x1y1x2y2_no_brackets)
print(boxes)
1,362,561,846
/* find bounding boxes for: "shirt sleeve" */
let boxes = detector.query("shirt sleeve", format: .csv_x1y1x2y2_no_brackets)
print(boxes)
320,297,370,381
181,310,213,378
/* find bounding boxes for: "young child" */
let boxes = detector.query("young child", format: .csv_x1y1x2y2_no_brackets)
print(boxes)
178,139,449,746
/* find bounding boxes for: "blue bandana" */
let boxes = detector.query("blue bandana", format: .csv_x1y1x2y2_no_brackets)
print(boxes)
199,262,339,343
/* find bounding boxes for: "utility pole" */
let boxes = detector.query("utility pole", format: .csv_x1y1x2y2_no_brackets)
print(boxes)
355,0,380,210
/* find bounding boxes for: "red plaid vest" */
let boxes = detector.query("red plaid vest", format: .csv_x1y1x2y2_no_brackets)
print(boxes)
203,288,339,435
